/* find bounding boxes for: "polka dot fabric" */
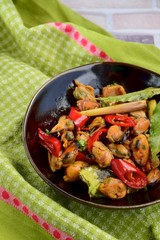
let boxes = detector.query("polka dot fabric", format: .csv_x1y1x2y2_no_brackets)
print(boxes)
0,1,160,240
0,187,74,240
48,22,113,62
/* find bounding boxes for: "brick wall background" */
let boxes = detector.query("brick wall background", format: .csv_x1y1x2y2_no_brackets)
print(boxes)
61,0,160,47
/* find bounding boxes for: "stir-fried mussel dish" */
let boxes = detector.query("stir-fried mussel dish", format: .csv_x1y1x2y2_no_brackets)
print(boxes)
38,80,160,199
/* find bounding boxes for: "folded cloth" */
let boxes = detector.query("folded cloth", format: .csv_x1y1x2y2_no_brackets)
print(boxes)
0,0,160,240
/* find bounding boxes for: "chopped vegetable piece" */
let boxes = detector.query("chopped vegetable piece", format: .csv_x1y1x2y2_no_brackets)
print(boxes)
68,107,89,128
75,152,94,164
111,159,148,189
105,115,136,127
77,139,87,151
38,128,61,157
87,127,107,151
80,100,147,116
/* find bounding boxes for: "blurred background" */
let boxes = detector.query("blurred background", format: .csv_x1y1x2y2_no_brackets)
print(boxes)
61,0,160,47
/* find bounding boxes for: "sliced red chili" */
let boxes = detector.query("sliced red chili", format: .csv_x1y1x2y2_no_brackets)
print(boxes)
68,107,89,129
87,127,107,152
111,158,147,189
75,151,94,164
104,115,136,127
38,128,61,157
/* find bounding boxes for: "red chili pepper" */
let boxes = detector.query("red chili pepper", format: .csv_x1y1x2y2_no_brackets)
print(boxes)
104,115,136,127
68,107,89,129
87,127,107,152
75,151,94,164
111,159,147,189
38,128,61,157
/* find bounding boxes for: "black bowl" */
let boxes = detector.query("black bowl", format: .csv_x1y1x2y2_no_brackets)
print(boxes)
23,62,160,209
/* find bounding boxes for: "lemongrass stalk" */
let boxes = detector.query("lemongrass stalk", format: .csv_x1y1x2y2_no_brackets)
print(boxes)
97,87,160,104
80,100,147,116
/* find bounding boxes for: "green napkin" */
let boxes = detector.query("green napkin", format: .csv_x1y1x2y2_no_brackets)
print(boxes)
0,200,54,240
0,0,160,240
